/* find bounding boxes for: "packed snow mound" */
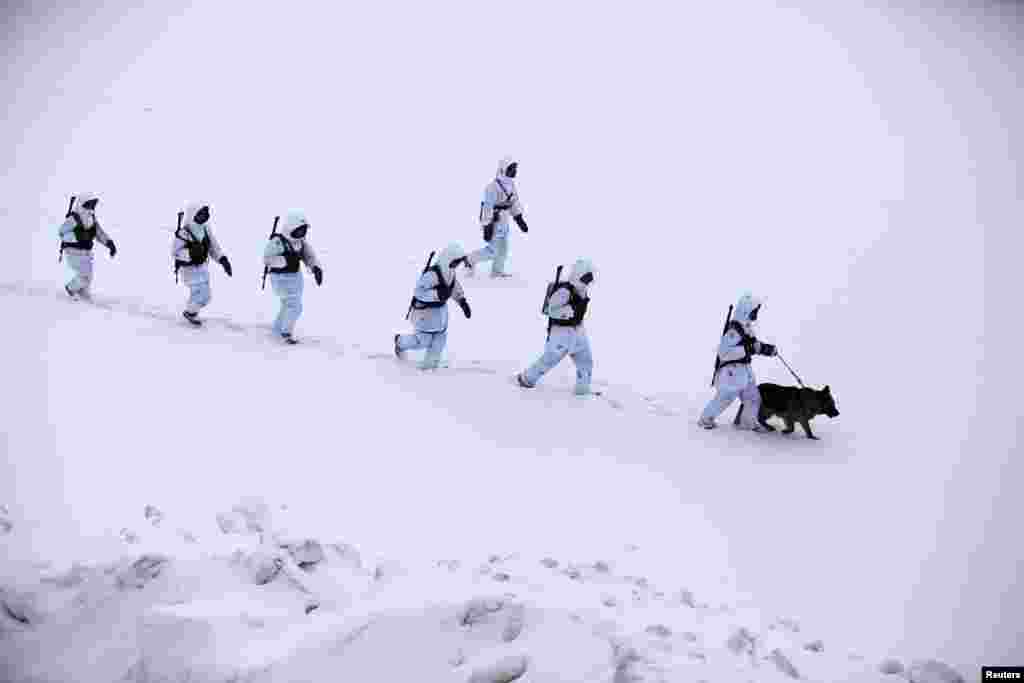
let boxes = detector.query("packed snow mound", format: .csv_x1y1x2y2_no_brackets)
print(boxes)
0,501,963,682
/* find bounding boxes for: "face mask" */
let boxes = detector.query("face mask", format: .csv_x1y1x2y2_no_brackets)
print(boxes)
81,198,98,211
505,163,518,179
194,206,210,225
580,272,594,285
449,257,465,269
291,224,308,239
749,305,760,322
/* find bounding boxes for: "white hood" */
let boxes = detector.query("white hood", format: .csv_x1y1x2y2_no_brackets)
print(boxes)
435,242,466,286
734,292,764,334
734,292,763,323
568,258,596,296
497,156,517,181
279,210,310,246
72,193,98,214
179,201,211,241
182,201,208,226
71,193,97,228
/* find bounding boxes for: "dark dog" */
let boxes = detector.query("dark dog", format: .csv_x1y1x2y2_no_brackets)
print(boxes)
734,383,840,439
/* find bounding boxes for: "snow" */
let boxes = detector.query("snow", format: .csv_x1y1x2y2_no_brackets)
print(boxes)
0,501,943,682
2,1,1022,681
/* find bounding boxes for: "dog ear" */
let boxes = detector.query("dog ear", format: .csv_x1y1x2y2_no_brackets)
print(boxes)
824,385,831,393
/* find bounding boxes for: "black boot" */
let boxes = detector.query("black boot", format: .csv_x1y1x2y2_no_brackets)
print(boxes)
183,311,202,326
281,333,298,345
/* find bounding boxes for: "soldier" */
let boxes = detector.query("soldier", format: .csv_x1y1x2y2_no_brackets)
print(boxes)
698,293,778,430
263,210,323,344
395,243,472,369
466,157,529,278
517,259,596,395
58,193,116,299
172,202,232,325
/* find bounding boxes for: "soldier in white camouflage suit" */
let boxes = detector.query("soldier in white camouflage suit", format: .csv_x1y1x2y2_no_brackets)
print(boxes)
395,242,472,369
172,202,232,326
466,157,529,278
699,293,778,431
58,193,116,299
263,210,324,344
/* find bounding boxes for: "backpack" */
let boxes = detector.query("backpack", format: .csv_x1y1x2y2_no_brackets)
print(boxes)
543,266,590,337
541,265,564,315
413,265,455,310
173,226,211,282
268,234,303,274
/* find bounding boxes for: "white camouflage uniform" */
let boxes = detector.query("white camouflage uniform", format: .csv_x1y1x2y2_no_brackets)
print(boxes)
699,293,776,429
519,259,596,395
397,242,470,369
172,202,228,316
468,158,526,277
58,193,114,297
264,210,322,338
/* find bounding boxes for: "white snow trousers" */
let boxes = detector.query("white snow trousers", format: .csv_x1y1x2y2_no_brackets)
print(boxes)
701,364,761,427
523,325,593,395
184,281,211,315
63,248,94,295
469,223,510,275
397,329,448,369
270,272,304,336
178,263,213,315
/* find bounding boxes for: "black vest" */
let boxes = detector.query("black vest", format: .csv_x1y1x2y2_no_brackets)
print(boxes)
413,265,455,309
174,227,211,269
268,235,303,274
61,213,97,251
718,320,757,369
548,282,590,328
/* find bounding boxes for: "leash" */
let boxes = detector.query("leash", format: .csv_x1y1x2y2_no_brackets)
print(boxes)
776,352,806,388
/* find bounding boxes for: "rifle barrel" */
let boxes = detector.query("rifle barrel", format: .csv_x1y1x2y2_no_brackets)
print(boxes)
710,304,733,387
261,216,280,290
406,251,435,319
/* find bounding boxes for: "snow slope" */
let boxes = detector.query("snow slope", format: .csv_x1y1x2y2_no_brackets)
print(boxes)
0,493,923,683
2,1,1022,680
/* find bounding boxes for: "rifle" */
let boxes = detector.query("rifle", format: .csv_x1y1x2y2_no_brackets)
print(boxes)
541,265,563,314
405,251,435,320
58,195,76,263
261,215,281,290
172,211,185,282
710,304,733,387
544,265,563,341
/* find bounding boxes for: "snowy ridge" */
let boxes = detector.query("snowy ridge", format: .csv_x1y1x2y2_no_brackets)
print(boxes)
0,284,965,682
1,281,844,434
0,281,688,418
0,499,961,683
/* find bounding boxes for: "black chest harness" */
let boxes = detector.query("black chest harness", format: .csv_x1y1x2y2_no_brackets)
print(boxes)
718,320,757,370
413,265,455,309
547,281,590,336
480,178,518,224
61,213,98,252
174,227,211,268
268,234,304,274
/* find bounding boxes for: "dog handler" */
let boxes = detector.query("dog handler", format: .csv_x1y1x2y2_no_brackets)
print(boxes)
699,292,777,430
